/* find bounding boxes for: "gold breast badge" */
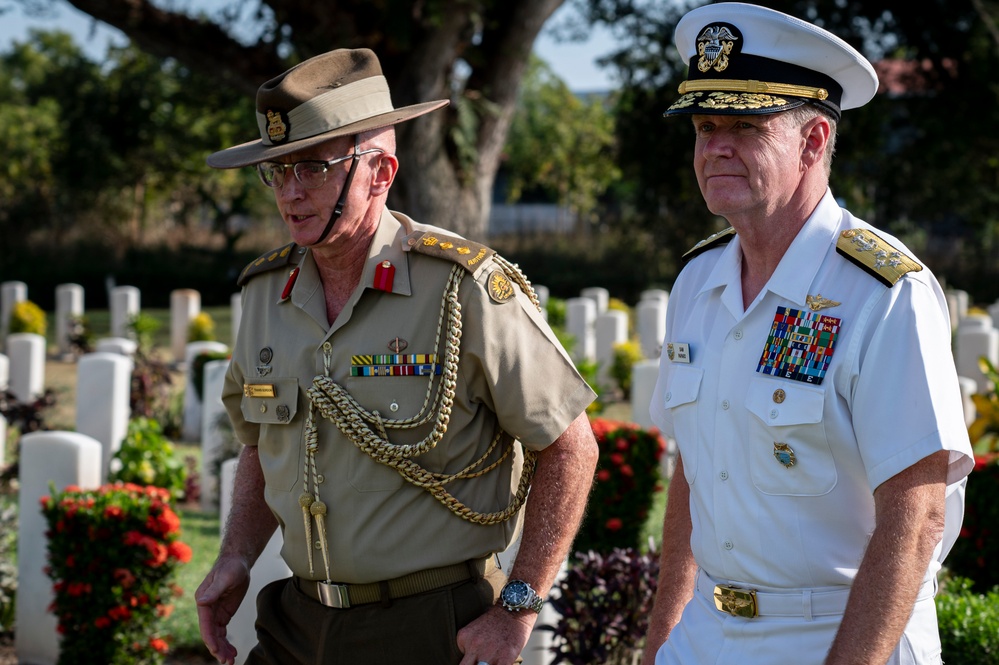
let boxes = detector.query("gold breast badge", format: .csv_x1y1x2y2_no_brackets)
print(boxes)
805,294,841,311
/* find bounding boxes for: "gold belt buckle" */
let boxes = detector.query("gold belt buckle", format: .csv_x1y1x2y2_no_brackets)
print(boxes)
317,581,351,608
713,584,758,618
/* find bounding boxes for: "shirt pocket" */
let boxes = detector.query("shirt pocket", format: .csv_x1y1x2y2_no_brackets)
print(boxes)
661,365,703,484
240,377,301,492
745,377,837,496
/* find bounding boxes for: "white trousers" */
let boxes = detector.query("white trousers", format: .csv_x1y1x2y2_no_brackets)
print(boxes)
655,573,941,665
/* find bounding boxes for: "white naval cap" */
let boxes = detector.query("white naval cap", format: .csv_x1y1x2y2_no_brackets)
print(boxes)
665,2,879,120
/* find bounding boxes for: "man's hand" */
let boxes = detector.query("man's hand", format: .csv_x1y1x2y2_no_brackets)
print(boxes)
196,556,252,665
456,605,535,665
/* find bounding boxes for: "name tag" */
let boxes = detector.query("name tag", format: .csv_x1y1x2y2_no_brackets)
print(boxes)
243,384,276,398
666,342,690,363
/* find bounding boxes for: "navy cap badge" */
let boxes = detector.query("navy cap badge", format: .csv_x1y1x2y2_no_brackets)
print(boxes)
697,24,740,73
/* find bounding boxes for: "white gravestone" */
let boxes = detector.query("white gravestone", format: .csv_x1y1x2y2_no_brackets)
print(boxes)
171,289,201,366
220,458,291,665
637,298,666,360
55,283,84,358
955,314,999,394
565,297,596,363
580,286,609,315
95,337,139,357
945,289,969,331
7,333,46,402
595,310,629,387
201,359,232,511
640,288,669,309
630,359,660,431
958,376,978,428
0,281,27,346
231,292,243,347
76,352,133,482
533,285,549,321
182,341,230,442
109,286,140,339
16,430,102,665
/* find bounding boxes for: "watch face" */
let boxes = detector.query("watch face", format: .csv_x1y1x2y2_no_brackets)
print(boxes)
504,581,529,606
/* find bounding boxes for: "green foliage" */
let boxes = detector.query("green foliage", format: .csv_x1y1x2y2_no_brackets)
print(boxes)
547,297,567,329
936,576,999,664
504,56,621,220
191,350,231,402
0,501,17,631
969,357,999,451
187,312,216,343
543,546,659,665
610,340,643,399
9,299,47,336
129,313,162,353
573,418,665,555
41,482,192,665
110,418,187,502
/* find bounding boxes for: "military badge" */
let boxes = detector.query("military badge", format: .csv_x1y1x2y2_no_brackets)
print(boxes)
257,346,273,376
373,260,395,292
773,442,796,468
276,404,291,422
757,306,841,385
265,109,290,144
388,337,408,353
665,342,690,363
488,270,515,303
806,294,841,311
696,24,740,73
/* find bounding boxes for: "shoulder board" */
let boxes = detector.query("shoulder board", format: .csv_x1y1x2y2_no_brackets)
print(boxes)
237,243,304,286
407,231,494,274
682,227,736,264
835,229,922,287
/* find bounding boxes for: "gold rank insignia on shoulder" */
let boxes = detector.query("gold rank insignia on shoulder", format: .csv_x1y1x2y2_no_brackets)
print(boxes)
681,227,736,264
238,242,306,287
407,231,494,274
836,229,922,287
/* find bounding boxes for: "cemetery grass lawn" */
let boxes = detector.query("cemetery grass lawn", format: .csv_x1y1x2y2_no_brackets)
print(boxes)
166,498,220,659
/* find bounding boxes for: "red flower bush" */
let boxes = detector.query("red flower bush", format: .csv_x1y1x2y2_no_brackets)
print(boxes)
947,452,999,592
40,482,191,665
573,418,666,556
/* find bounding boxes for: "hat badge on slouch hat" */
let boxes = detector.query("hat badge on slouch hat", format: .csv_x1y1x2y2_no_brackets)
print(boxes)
207,48,450,169
665,2,879,120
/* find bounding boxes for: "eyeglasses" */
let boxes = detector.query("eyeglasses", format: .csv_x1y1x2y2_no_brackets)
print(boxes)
256,148,385,189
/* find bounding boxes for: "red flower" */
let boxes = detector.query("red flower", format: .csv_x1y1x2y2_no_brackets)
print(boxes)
150,637,170,653
147,507,181,536
609,453,625,467
605,518,623,531
168,541,193,563
615,438,629,451
620,464,634,478
104,505,125,520
113,568,137,589
94,617,111,630
156,604,174,618
108,605,132,622
596,469,612,482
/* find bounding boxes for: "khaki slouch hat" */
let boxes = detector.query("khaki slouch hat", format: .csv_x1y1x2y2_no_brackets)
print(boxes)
208,48,449,169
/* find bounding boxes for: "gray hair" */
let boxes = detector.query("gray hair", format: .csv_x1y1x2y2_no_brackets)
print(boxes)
780,105,838,175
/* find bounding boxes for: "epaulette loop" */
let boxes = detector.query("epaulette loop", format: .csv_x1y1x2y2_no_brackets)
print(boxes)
682,227,736,264
836,228,922,287
406,231,494,274
237,242,305,286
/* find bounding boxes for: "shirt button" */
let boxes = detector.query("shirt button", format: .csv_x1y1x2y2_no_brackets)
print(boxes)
721,400,730,410
724,540,734,550
770,408,779,420
733,329,744,340
665,391,672,402
720,470,729,481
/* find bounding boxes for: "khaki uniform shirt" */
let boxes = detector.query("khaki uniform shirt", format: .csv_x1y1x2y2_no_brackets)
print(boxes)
223,209,595,583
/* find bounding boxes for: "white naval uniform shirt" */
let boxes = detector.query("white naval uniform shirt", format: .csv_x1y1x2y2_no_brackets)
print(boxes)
651,189,973,593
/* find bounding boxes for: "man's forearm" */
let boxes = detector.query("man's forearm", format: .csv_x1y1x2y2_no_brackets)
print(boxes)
643,455,697,664
219,445,278,568
824,451,949,665
506,412,599,600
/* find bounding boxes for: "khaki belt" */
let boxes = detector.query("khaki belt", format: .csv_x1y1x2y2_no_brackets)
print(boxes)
295,559,489,609
697,570,851,619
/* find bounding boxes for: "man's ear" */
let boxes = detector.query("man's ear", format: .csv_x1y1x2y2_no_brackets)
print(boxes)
802,115,831,169
370,153,399,195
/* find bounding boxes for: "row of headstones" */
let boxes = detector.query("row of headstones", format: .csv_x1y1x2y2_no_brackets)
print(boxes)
0,280,242,364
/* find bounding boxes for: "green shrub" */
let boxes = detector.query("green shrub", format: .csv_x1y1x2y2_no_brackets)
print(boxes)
191,350,230,402
9,300,47,336
547,297,567,329
610,340,643,399
573,418,665,556
0,501,17,631
110,418,188,501
937,576,999,664
187,312,216,343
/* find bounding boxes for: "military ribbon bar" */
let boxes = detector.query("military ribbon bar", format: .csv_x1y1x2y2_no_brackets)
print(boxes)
350,364,443,377
756,307,841,385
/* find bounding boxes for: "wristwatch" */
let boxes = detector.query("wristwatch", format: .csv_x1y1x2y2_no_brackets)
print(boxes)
499,579,544,613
